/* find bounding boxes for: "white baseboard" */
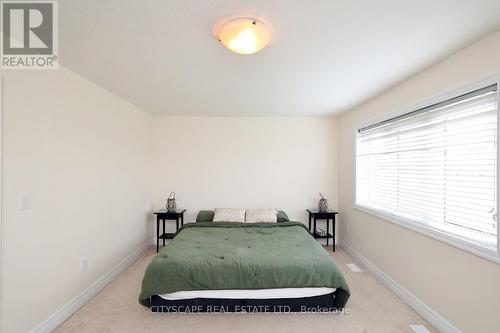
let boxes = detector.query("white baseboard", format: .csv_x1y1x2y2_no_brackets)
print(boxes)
317,238,338,246
29,240,153,333
339,240,461,333
153,239,171,246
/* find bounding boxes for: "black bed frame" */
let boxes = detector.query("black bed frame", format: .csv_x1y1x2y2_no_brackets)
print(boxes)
149,289,349,314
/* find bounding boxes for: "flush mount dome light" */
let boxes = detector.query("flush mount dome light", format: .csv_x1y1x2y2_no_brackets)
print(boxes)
216,17,272,55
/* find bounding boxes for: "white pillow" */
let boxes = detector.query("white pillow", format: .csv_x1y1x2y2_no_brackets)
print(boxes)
213,208,246,222
245,209,277,223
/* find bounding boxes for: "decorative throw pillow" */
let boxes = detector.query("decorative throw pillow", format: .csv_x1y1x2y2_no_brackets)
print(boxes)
196,210,215,222
213,208,246,222
245,208,277,223
277,210,290,222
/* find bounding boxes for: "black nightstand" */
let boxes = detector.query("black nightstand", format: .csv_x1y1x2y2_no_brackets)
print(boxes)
154,209,186,252
306,209,338,251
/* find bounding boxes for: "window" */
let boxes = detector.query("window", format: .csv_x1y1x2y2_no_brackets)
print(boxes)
356,83,499,257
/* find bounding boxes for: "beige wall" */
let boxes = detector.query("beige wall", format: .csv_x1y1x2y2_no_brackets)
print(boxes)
153,116,338,231
338,30,500,333
0,67,153,333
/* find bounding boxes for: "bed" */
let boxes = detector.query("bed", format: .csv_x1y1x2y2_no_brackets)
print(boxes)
139,220,350,313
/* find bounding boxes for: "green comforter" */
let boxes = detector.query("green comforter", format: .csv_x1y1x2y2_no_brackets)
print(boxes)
139,222,350,307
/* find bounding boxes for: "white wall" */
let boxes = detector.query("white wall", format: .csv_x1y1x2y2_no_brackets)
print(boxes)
0,67,153,333
338,30,500,333
153,116,338,232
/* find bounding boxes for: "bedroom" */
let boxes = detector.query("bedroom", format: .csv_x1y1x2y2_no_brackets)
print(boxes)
1,1,500,333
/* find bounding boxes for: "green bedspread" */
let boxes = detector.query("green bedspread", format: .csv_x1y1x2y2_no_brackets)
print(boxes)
139,222,350,307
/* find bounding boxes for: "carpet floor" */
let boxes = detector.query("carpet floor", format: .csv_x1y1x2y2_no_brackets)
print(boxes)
55,246,437,333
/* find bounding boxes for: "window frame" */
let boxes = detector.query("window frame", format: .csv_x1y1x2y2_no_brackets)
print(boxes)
353,75,500,264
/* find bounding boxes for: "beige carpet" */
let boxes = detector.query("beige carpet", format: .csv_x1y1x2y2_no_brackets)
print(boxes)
55,246,437,333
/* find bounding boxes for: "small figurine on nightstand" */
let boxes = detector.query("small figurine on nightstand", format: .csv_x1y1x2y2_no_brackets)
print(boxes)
166,192,176,212
318,193,329,212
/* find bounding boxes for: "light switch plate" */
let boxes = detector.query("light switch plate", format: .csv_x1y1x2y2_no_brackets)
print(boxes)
18,192,31,210
81,258,88,272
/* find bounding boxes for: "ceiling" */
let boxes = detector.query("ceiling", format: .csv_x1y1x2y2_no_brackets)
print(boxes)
60,0,500,116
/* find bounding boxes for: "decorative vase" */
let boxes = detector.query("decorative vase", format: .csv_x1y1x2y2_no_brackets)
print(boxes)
166,192,176,212
318,193,328,212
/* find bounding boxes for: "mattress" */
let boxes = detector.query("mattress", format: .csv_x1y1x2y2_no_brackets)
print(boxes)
159,287,336,300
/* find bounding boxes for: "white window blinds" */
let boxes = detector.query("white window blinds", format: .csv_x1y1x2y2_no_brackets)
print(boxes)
356,84,498,248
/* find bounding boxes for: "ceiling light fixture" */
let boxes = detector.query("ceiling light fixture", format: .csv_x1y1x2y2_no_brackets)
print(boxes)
216,17,272,55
